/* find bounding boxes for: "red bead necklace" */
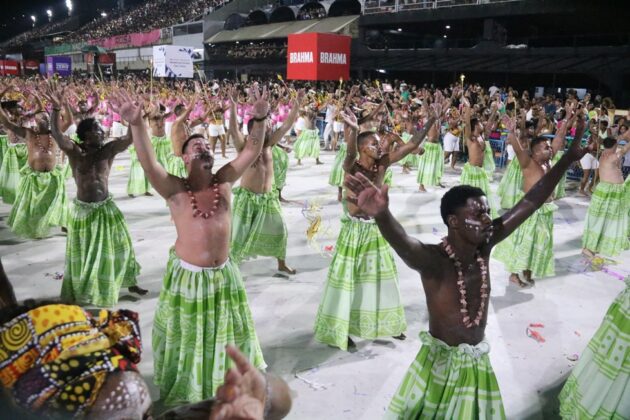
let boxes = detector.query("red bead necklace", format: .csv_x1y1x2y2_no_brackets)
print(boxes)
184,176,220,219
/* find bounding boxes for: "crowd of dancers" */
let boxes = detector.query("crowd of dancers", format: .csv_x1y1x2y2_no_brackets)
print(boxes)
0,75,628,419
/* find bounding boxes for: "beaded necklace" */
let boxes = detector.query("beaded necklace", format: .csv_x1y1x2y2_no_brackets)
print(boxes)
441,237,489,328
35,135,53,155
184,175,220,219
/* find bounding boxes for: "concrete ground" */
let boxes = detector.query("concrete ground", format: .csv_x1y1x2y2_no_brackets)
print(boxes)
1,147,627,419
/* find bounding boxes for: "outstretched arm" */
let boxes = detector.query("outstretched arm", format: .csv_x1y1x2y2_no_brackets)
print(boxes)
110,89,180,199
270,89,304,146
345,173,430,271
489,113,588,247
216,85,269,184
389,115,436,163
45,84,81,155
341,110,359,172
228,89,245,152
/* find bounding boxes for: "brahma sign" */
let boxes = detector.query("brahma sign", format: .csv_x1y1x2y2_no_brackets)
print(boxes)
287,33,351,81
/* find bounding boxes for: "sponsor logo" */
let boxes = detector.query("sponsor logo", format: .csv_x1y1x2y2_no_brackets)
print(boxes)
319,52,347,65
56,63,70,71
289,52,313,63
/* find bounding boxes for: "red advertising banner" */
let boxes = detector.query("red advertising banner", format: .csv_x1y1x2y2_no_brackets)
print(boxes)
286,33,351,81
0,60,20,76
23,60,40,71
88,29,162,49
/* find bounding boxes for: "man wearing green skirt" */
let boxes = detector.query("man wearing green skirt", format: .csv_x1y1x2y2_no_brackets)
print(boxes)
495,109,586,287
0,107,68,239
314,108,435,351
581,135,630,257
47,85,147,307
460,102,498,217
343,114,589,418
228,88,303,275
0,99,28,204
111,85,269,406
417,119,444,192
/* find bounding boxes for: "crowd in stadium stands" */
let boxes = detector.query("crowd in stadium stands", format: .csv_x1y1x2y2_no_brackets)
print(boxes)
207,42,288,60
0,18,75,48
65,0,231,42
297,7,327,20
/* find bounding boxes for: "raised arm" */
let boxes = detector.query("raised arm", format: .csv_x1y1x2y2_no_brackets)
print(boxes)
45,85,80,155
341,109,359,172
228,88,245,151
505,113,532,169
389,115,436,163
0,106,27,138
102,126,133,157
110,89,180,199
269,89,304,146
345,173,430,271
216,85,269,184
489,113,588,246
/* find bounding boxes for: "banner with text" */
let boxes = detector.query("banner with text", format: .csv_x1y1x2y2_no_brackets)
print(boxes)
286,33,351,81
89,29,162,50
152,45,194,78
46,56,72,77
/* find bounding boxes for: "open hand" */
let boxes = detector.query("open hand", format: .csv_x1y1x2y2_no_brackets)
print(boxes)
109,88,143,125
340,108,358,131
246,84,269,120
344,172,389,217
565,110,588,162
210,345,266,420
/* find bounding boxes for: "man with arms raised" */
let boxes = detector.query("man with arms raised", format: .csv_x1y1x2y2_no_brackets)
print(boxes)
109,86,268,406
313,106,435,351
344,113,587,418
47,83,147,307
228,88,303,275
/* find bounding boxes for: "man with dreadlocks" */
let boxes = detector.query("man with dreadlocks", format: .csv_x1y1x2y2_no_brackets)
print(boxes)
47,83,147,307
313,105,435,351
343,111,589,419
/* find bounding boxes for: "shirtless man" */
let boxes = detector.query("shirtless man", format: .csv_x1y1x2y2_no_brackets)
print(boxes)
495,109,583,287
146,103,172,170
314,108,435,350
166,94,203,177
0,98,28,204
228,88,303,274
344,113,588,418
581,131,630,257
110,86,268,405
0,105,68,239
460,102,497,216
46,84,147,307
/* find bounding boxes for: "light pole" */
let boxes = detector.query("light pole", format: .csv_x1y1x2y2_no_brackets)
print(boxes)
30,15,37,28
46,9,52,23
66,0,73,16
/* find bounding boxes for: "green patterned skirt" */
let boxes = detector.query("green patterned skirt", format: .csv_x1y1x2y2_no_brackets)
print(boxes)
582,181,630,256
385,332,506,420
483,140,496,180
272,145,289,190
0,135,8,168
152,249,266,406
61,196,140,307
166,154,187,178
7,166,68,239
460,162,497,217
400,133,420,169
416,142,444,187
497,158,523,209
293,129,320,160
494,195,557,278
328,143,347,187
230,187,287,263
552,151,567,199
314,215,406,350
384,167,394,187
559,279,629,419
0,143,28,204
127,146,152,196
152,135,172,169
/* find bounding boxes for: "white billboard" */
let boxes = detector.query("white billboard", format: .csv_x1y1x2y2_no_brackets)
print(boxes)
152,45,194,78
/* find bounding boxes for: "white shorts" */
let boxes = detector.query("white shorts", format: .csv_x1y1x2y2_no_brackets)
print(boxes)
165,121,174,138
506,144,515,160
64,124,77,138
193,125,207,136
333,121,344,133
294,117,306,131
443,132,460,152
111,122,128,138
580,153,599,170
209,124,226,137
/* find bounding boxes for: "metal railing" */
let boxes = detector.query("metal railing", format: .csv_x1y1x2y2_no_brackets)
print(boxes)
364,0,523,15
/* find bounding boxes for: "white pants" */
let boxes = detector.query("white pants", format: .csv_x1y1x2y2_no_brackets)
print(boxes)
580,153,599,170
323,121,333,148
209,123,225,137
333,121,344,133
443,132,460,152
111,122,128,138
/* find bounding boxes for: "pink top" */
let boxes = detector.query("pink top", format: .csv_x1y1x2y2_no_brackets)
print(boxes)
242,104,253,125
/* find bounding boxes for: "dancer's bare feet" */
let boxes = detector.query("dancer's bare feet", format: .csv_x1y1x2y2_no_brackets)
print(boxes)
402,166,410,174
297,159,302,166
144,191,153,196
61,227,67,233
392,333,406,340
129,286,148,295
438,183,446,188
347,337,356,348
337,189,343,202
509,273,529,288
278,260,296,275
581,248,596,258
578,189,589,197
128,194,135,198
418,184,427,192
316,159,323,165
